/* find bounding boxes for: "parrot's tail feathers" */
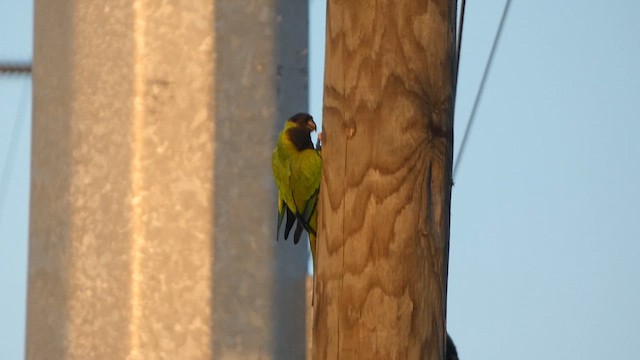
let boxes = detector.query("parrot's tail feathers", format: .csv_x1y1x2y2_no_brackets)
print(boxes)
292,210,316,238
293,221,304,244
296,197,318,238
284,207,296,241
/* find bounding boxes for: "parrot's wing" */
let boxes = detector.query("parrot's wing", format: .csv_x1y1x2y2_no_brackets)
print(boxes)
299,188,319,236
289,149,322,243
272,148,293,241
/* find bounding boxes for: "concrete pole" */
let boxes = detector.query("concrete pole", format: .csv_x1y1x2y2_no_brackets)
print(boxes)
26,1,308,359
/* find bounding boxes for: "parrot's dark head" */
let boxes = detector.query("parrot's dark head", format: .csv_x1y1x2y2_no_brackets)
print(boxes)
286,113,316,151
288,112,316,132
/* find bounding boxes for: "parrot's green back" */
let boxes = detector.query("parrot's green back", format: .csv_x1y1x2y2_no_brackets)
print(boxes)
272,113,321,268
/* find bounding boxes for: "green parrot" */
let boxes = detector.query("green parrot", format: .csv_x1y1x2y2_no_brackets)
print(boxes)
272,113,321,268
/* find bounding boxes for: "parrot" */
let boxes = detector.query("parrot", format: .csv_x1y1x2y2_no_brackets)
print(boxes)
272,112,322,269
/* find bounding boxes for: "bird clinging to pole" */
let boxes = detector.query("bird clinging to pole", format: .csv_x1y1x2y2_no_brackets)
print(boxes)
272,113,322,270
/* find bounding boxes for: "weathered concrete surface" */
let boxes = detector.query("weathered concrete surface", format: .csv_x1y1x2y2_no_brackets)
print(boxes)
27,0,308,359
212,1,308,359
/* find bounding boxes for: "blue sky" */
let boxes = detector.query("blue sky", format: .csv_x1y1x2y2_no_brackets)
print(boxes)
0,0,32,359
2,1,640,359
445,2,640,358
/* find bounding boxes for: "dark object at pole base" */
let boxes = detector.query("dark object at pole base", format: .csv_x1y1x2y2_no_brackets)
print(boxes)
447,333,459,360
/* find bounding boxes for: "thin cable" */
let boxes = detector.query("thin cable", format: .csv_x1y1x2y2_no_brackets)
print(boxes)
0,79,30,224
455,0,467,84
453,0,512,179
0,62,32,74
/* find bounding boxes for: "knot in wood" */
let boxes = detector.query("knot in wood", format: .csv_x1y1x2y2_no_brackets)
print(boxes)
345,124,356,139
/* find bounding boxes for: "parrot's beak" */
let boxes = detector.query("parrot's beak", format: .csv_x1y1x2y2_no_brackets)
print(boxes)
308,119,317,132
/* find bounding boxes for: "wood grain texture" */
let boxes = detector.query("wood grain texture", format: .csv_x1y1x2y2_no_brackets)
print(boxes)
313,1,456,359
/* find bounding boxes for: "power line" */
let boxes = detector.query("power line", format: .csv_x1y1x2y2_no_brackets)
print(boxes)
0,79,29,224
456,0,467,83
453,0,512,179
0,62,32,75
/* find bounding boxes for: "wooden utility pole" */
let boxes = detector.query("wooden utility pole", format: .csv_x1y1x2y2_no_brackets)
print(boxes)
313,0,456,359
